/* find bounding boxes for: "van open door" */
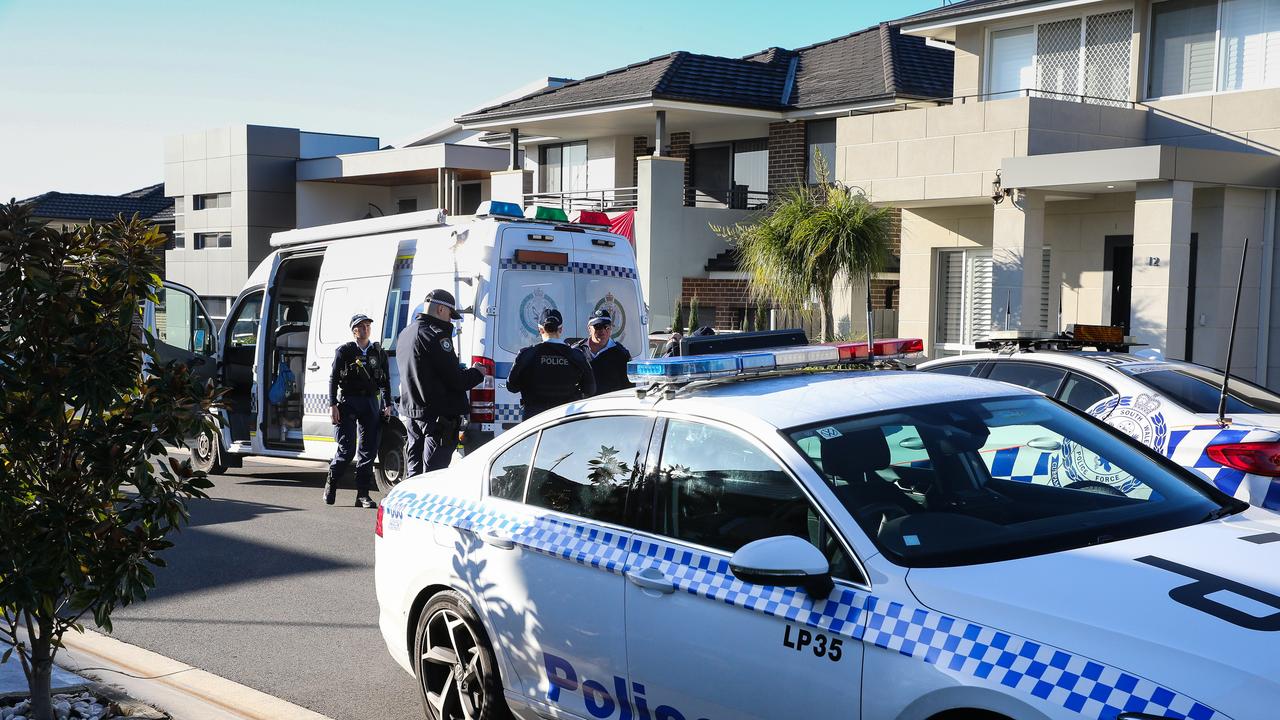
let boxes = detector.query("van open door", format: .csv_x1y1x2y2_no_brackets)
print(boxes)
299,237,400,458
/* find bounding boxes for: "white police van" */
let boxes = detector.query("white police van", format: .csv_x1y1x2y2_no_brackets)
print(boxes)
375,332,1278,720
194,202,645,490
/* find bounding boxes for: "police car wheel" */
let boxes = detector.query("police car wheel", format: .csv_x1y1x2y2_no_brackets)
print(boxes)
376,443,405,493
190,428,226,475
414,591,509,720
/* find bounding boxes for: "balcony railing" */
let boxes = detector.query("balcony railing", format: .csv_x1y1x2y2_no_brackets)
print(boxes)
842,88,1139,115
683,186,771,210
525,187,638,212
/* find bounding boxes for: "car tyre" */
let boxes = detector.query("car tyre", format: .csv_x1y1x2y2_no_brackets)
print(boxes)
414,590,510,720
190,427,227,475
376,426,407,493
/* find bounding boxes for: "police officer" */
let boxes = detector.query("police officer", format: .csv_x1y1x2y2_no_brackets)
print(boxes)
506,308,595,420
572,308,633,395
660,327,684,358
396,289,487,475
325,313,392,508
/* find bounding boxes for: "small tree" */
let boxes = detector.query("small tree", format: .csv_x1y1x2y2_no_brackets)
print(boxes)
712,152,893,341
0,204,221,720
671,296,686,334
754,296,770,332
686,296,701,333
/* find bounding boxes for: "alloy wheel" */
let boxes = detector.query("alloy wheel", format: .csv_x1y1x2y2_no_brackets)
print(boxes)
420,609,484,720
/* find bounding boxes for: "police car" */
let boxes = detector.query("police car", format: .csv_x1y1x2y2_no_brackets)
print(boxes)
375,332,1279,720
918,349,1280,512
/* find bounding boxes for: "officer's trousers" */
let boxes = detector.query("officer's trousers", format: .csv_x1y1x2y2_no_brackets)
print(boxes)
406,416,460,476
330,395,380,495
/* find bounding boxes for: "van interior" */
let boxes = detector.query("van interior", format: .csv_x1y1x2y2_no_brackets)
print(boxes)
264,252,323,449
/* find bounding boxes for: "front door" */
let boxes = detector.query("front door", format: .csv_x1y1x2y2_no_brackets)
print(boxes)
624,418,863,720
468,415,653,717
1105,235,1133,333
152,281,217,386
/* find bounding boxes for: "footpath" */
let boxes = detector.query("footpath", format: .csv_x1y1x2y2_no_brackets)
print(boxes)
2,631,335,720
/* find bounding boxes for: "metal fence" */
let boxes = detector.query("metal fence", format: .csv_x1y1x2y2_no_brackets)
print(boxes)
524,187,639,212
684,187,771,210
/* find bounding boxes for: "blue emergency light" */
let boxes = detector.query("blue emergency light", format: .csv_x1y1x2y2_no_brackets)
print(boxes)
475,200,525,219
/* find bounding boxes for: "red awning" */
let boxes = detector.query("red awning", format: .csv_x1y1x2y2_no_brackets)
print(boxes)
608,209,635,247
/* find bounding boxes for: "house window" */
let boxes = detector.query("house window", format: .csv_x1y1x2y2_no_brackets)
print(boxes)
170,232,185,250
193,192,231,210
806,120,836,184
936,248,1050,351
1219,0,1280,91
987,10,1133,103
1148,0,1280,97
397,198,418,214
541,141,587,193
200,296,231,329
194,232,231,249
690,139,769,208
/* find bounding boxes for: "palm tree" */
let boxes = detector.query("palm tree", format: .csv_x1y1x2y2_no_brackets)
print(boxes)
712,154,893,342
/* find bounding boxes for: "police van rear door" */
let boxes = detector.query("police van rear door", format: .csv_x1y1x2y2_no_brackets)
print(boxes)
493,225,578,429
571,231,645,360
300,236,400,458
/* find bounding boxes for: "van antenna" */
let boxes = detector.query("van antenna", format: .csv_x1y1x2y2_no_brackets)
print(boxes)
1217,240,1249,426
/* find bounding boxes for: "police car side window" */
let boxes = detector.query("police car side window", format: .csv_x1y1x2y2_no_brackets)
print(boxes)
986,362,1067,395
926,362,981,377
525,416,651,526
1058,373,1112,412
489,433,537,502
656,420,861,583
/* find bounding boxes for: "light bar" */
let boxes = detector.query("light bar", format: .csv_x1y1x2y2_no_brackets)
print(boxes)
531,205,569,222
476,200,524,219
628,337,925,386
576,210,610,226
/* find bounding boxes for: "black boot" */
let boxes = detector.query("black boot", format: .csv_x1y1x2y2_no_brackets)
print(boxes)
323,470,338,505
355,495,377,509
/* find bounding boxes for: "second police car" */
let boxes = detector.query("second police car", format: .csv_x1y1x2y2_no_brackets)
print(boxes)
918,350,1280,512
375,333,1280,720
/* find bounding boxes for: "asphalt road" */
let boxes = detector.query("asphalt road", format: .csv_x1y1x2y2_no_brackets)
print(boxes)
104,455,421,720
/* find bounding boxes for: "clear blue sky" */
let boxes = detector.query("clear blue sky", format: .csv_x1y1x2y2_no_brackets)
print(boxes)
0,0,940,201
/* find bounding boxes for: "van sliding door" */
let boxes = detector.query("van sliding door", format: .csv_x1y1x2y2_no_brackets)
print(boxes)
299,237,400,458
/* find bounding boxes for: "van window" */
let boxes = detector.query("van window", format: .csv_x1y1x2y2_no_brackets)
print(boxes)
498,270,575,353
576,274,642,356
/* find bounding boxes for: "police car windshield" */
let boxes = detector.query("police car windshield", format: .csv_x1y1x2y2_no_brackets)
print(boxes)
787,395,1231,568
1118,364,1280,414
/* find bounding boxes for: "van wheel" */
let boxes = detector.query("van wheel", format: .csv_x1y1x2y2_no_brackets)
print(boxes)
190,427,227,475
414,591,510,720
376,429,407,493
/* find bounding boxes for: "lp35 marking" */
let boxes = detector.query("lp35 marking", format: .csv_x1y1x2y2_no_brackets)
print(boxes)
782,623,843,662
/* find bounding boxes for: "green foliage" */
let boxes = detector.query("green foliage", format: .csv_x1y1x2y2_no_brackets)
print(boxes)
754,296,770,332
687,296,700,333
711,149,894,341
0,203,223,719
671,296,685,334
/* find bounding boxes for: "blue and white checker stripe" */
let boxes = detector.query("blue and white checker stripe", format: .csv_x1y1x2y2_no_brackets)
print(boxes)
304,393,330,415
498,258,638,279
383,491,1227,720
987,446,1052,484
494,403,523,424
1165,424,1280,509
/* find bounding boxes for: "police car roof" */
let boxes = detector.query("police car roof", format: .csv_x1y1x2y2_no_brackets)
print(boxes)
572,371,1038,431
922,350,1180,373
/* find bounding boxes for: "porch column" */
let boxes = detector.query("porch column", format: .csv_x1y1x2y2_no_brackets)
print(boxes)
508,128,519,171
436,168,446,210
635,155,685,328
991,189,1046,333
654,111,667,157
1131,180,1193,359
490,169,531,205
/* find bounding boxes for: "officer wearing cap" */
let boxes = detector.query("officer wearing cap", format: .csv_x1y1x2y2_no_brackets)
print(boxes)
572,308,633,395
506,308,595,420
396,288,488,475
325,313,392,508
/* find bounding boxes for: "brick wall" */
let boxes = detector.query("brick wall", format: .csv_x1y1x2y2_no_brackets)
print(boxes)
678,278,764,330
768,120,806,194
669,131,691,203
632,136,649,187
871,278,898,310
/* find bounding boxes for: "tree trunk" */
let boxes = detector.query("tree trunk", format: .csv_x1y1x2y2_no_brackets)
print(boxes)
819,293,835,343
28,621,54,720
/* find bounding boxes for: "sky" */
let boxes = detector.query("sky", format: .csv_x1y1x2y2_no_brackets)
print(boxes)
0,0,940,201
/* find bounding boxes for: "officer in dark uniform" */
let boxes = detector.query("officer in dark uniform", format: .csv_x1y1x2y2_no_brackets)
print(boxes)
506,308,595,420
325,313,392,508
396,289,487,475
572,308,633,395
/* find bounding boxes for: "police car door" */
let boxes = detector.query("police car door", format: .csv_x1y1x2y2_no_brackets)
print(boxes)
301,237,399,457
624,417,863,720
472,414,654,719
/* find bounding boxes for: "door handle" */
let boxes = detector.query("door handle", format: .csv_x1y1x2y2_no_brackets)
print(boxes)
479,530,514,550
308,362,320,371
626,567,674,594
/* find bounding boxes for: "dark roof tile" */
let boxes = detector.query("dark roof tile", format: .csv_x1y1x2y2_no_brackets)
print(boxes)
22,187,172,223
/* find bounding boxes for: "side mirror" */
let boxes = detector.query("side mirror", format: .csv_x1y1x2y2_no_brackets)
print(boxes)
729,536,833,598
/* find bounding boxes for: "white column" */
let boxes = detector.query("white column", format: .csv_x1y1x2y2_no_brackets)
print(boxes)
490,169,531,205
991,189,1046,332
1131,180,1193,359
636,155,686,329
